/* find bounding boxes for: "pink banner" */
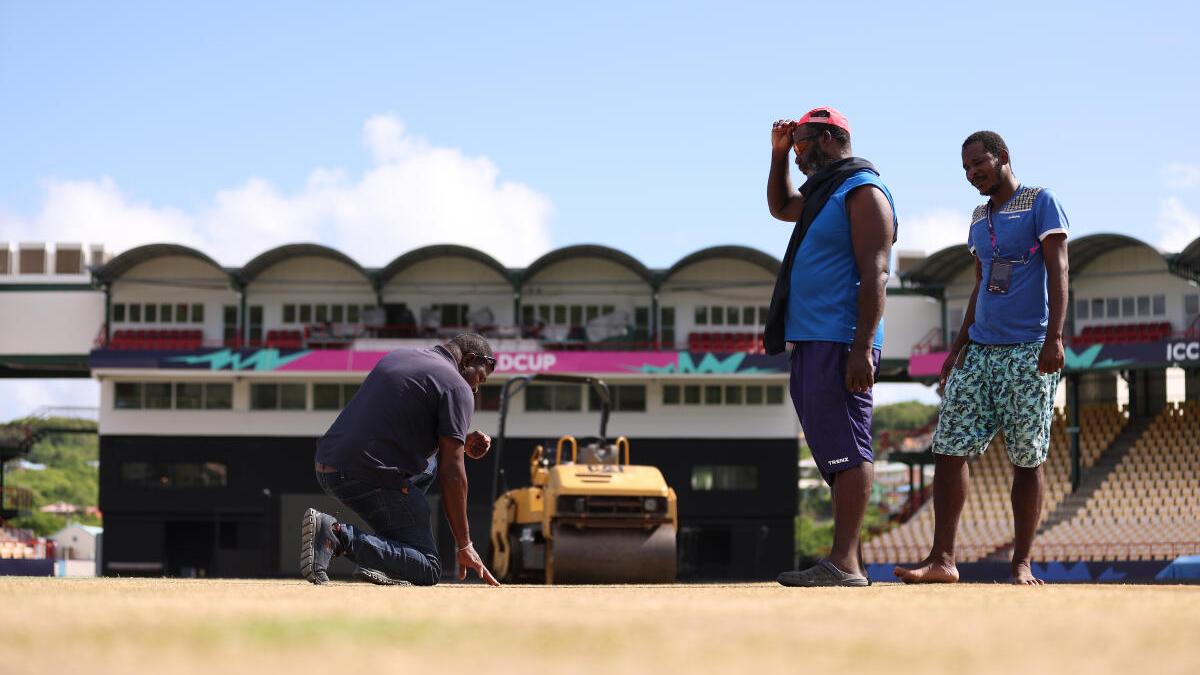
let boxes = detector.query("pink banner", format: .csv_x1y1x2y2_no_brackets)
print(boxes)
908,351,949,378
279,350,683,374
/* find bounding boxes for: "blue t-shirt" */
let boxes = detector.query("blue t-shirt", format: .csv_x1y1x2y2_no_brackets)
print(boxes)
966,186,1069,345
315,346,475,489
785,170,895,349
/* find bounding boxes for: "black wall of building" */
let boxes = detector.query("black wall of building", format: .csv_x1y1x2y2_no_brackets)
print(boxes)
100,434,797,580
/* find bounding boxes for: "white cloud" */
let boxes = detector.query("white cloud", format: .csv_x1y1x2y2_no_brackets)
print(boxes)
1154,197,1200,252
895,208,969,257
0,380,99,423
1163,163,1200,191
0,115,554,266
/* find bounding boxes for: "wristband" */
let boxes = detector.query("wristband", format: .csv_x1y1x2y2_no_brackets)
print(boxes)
456,542,472,552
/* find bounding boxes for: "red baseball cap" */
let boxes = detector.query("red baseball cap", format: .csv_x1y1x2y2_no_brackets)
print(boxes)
796,106,851,135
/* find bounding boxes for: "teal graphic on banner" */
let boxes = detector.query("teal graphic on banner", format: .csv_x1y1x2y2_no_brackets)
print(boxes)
1064,345,1134,371
637,352,774,375
169,349,309,371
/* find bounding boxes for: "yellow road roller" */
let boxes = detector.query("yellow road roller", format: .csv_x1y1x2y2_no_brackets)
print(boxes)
488,374,677,584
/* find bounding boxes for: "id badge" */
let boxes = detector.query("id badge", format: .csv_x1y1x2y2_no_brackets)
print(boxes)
987,258,1014,294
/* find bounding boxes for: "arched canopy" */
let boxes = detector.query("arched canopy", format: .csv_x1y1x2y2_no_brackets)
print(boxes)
660,245,780,285
901,244,973,288
1175,235,1200,270
520,244,655,286
95,244,227,284
238,243,371,285
1068,234,1168,277
377,245,513,287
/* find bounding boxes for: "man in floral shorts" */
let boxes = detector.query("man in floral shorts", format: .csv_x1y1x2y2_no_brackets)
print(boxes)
895,131,1068,585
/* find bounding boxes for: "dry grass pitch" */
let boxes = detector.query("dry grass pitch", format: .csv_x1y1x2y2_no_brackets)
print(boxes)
2,578,1198,675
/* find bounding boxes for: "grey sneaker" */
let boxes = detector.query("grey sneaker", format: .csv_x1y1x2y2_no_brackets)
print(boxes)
354,566,414,587
300,508,343,585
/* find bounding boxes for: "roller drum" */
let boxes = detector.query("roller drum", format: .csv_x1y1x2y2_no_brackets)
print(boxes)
550,523,676,584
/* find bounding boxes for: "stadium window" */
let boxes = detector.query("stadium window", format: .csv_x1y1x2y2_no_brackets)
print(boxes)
766,385,784,405
554,305,567,325
144,303,158,323
342,383,359,404
690,465,758,491
694,306,708,326
1185,294,1200,319
683,384,701,405
662,384,680,405
250,383,278,410
602,305,614,316
283,305,297,323
704,385,722,405
758,306,769,324
710,306,724,326
0,247,8,275
634,307,650,341
316,305,329,323
1106,297,1119,318
586,305,600,321
1137,296,1150,317
144,382,172,409
114,382,143,409
538,305,551,324
313,383,341,411
113,303,126,323
521,305,536,325
660,306,676,347
726,307,739,325
347,305,360,323
742,306,756,325
1122,297,1135,317
570,305,583,326
724,385,742,405
525,384,582,412
222,306,238,346
121,461,228,489
475,384,502,411
192,304,204,323
205,383,232,410
160,304,173,323
1075,299,1089,320
1090,298,1104,319
589,384,647,412
176,303,189,323
745,385,764,405
1153,295,1166,316
280,384,306,410
18,247,45,274
299,304,313,323
175,382,203,410
248,306,263,344
331,305,344,323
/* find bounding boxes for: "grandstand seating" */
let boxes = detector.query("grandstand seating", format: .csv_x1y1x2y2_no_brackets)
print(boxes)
687,332,765,353
264,329,304,349
1032,401,1200,562
0,528,37,560
865,404,1128,564
1070,322,1172,347
108,329,203,350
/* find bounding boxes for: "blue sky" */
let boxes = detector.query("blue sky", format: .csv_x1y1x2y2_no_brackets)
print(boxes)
2,1,1199,416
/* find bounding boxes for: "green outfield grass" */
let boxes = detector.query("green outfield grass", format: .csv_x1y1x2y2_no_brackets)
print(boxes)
1,578,1197,675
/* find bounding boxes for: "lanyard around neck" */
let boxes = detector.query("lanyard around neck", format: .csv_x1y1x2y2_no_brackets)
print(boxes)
986,189,1040,260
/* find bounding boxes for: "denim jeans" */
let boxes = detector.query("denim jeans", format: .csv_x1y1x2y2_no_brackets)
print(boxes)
316,455,441,586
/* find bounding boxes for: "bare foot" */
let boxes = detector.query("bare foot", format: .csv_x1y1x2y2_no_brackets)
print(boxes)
1010,560,1044,585
894,556,959,584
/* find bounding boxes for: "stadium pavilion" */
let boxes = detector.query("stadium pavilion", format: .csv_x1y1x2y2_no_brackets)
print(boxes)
1,234,1198,580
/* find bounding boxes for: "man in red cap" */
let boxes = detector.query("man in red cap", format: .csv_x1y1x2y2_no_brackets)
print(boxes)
765,107,897,586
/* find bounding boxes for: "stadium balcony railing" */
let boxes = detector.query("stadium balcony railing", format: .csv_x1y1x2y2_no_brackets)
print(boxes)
107,329,204,351
687,332,765,354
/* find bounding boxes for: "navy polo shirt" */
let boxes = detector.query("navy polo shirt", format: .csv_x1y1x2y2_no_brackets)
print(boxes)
316,346,475,489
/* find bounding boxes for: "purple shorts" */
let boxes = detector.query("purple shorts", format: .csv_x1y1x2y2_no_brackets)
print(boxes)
788,341,878,486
